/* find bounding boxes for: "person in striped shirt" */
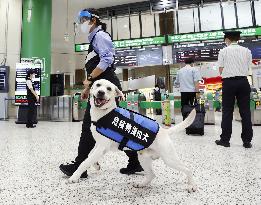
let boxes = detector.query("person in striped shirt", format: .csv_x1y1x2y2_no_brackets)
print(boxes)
215,31,253,149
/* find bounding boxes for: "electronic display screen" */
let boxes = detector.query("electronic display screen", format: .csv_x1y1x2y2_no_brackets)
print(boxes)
114,48,137,67
173,39,261,63
0,66,9,93
137,46,163,66
15,63,41,105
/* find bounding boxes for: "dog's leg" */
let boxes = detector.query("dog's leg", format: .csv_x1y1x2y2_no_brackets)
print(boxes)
161,152,197,193
133,153,155,188
68,145,106,184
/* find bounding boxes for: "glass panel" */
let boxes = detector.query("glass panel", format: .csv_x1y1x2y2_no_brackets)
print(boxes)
236,1,253,28
200,3,222,31
222,2,237,29
117,16,130,40
178,8,195,33
130,15,140,38
112,17,118,40
141,13,155,37
254,0,261,26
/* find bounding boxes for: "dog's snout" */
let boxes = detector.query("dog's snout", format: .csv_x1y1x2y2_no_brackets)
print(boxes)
97,90,105,96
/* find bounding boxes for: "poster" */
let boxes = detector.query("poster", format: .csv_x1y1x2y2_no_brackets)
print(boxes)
15,63,41,105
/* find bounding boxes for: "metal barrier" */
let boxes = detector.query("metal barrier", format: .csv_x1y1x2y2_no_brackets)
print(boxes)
37,96,72,122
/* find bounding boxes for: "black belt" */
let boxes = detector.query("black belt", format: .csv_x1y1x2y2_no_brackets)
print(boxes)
223,76,247,81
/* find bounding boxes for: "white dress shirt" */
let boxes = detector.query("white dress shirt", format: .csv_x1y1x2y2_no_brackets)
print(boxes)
26,80,33,89
218,43,252,78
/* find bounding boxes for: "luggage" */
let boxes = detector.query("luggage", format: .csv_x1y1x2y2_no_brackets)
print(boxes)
182,103,205,136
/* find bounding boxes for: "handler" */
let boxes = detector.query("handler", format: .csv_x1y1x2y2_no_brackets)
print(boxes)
59,9,143,178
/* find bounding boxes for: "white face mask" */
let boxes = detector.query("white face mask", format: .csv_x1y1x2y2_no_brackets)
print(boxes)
81,21,92,33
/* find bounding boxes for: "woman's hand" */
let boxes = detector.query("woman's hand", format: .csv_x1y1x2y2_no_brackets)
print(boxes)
83,79,92,89
81,88,90,100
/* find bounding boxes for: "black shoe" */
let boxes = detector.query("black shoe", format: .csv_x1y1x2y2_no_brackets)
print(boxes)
243,142,252,148
26,125,36,128
215,140,230,147
120,164,144,175
59,161,88,178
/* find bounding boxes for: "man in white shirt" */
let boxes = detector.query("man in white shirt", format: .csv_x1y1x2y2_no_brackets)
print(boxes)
174,57,202,120
215,31,253,148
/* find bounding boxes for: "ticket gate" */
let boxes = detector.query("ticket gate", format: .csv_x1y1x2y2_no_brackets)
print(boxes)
72,93,87,121
203,92,215,125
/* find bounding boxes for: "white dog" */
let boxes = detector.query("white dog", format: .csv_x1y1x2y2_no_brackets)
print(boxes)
68,79,197,192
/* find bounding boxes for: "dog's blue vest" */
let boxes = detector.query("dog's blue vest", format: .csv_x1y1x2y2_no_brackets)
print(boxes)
92,107,159,151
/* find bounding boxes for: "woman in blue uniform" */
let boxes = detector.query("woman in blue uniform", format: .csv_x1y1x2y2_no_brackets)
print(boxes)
59,9,143,177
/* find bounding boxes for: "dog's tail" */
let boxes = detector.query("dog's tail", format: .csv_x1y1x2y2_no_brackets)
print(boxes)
167,109,196,135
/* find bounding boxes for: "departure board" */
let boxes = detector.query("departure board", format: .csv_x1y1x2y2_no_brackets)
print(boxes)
137,46,163,66
173,42,224,63
0,66,9,92
114,48,137,67
15,63,41,105
173,39,261,63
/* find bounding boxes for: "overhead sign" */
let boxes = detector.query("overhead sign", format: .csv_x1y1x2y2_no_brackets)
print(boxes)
113,36,166,48
75,36,166,52
168,27,261,43
75,44,90,52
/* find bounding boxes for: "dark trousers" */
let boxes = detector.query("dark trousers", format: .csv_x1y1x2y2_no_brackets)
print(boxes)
26,100,36,126
181,92,196,120
75,100,139,165
221,77,253,143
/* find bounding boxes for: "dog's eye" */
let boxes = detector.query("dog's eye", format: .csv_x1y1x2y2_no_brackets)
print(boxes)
107,87,112,91
96,83,101,87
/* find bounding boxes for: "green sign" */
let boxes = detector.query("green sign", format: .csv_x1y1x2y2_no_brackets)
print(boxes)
113,36,166,48
75,36,166,52
75,44,90,52
168,27,261,43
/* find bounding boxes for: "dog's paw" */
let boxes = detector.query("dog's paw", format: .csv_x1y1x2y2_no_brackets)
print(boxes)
93,162,101,171
187,184,198,193
67,177,80,184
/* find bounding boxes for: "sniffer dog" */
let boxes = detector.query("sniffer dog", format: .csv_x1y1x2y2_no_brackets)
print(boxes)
68,79,197,192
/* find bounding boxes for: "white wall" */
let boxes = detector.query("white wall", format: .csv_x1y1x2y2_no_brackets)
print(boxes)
0,0,22,117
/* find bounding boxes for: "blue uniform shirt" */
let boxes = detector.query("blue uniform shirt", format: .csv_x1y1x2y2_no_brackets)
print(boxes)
88,26,115,71
174,65,202,92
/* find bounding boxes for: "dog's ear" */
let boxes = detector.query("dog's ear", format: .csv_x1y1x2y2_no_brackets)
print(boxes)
115,86,125,100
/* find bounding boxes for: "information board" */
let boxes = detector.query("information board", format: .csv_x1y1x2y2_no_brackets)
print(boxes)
0,66,9,93
75,36,166,52
15,63,41,105
137,47,163,66
114,48,137,67
173,39,261,63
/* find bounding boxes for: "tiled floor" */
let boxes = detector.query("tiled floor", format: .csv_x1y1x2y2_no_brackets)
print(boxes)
0,113,260,205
